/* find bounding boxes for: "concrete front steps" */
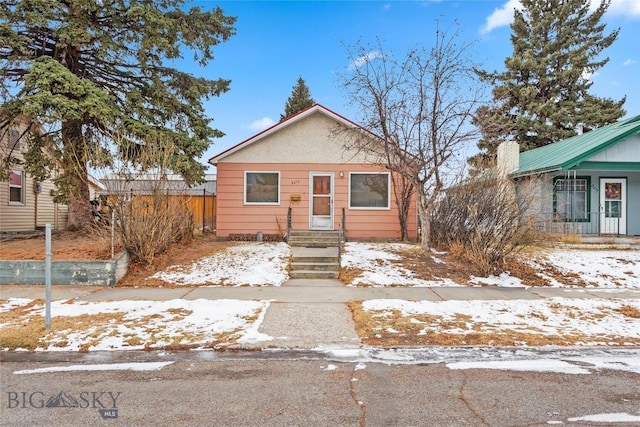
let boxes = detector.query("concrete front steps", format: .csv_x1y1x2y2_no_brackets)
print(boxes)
288,231,341,279
287,230,341,248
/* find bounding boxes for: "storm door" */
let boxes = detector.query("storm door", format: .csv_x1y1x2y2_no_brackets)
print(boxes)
600,178,626,234
310,173,333,230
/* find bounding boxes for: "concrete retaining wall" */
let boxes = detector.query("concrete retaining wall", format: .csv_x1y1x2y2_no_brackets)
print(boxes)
0,251,130,287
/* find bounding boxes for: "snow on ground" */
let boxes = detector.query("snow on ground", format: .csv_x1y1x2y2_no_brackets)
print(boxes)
567,413,640,423
143,241,638,288
341,242,640,288
0,298,271,352
362,298,640,345
151,242,290,286
531,248,640,288
2,242,639,352
13,362,174,374
341,242,462,287
469,272,525,287
320,347,640,372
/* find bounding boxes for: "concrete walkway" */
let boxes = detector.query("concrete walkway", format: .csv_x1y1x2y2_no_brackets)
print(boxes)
2,281,639,302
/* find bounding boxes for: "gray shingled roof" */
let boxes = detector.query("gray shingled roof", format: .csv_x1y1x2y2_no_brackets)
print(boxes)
100,174,216,195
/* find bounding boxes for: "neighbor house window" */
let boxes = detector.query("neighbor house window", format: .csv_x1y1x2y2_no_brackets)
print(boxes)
349,172,390,209
553,177,589,222
244,171,280,204
9,170,24,204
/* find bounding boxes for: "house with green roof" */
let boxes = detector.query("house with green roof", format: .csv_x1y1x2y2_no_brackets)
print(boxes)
497,115,640,236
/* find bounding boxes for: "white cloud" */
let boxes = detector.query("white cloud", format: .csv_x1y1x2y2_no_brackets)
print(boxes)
623,58,637,66
606,0,640,18
481,0,523,34
248,117,275,131
481,0,640,35
349,51,384,70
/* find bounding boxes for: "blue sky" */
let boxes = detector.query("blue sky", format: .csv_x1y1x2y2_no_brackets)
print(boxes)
185,1,640,172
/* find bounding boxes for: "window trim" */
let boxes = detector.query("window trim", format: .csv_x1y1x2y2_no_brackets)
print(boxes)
8,169,25,205
552,176,590,222
348,171,391,210
244,171,280,205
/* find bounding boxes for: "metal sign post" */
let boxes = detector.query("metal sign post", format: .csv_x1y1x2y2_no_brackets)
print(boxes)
45,224,51,330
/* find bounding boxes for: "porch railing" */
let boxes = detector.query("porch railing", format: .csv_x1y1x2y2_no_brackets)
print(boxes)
286,207,292,242
529,211,620,235
337,207,346,265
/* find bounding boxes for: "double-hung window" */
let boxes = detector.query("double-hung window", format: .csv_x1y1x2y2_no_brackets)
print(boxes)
244,171,280,205
349,172,390,209
553,177,589,222
9,170,24,204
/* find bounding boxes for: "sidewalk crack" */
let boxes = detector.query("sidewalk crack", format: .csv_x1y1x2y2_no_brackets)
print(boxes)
349,370,366,427
458,371,489,426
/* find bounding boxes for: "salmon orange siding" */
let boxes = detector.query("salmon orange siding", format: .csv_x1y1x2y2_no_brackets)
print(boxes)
211,104,418,240
216,162,417,240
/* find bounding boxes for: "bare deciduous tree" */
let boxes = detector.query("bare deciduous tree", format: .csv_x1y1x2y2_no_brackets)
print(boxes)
339,22,483,248
430,174,539,274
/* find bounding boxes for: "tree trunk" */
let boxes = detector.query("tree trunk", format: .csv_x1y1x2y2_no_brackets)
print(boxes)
391,173,414,241
62,120,93,231
65,178,92,231
416,189,432,249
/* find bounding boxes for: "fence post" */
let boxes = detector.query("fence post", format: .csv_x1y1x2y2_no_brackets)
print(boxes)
203,188,206,233
45,224,52,330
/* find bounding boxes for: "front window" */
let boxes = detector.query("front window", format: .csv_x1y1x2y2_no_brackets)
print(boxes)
349,172,390,209
553,177,589,222
9,170,24,204
244,172,280,204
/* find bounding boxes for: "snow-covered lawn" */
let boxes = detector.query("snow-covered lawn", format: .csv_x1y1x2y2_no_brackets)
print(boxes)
1,242,638,352
141,241,639,288
0,298,271,352
356,298,640,346
340,242,462,287
151,242,290,286
531,248,640,287
341,242,640,288
2,296,638,351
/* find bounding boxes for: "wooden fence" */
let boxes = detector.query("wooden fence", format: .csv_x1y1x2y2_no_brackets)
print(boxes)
101,190,216,232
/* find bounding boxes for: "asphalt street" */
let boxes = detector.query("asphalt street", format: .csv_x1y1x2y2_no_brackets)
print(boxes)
2,353,640,427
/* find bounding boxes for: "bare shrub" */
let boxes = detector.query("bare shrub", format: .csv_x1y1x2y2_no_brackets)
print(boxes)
96,136,195,266
112,191,193,265
430,174,537,274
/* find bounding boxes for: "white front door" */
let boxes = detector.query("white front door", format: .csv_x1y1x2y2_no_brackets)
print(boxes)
600,178,626,234
310,173,333,230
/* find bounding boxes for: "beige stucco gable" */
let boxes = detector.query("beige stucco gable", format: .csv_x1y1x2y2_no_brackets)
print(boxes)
218,110,383,164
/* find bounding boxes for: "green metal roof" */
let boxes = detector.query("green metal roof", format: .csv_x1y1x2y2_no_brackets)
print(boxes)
512,115,640,177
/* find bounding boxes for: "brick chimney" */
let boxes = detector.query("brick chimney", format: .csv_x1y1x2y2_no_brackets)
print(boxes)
497,141,520,178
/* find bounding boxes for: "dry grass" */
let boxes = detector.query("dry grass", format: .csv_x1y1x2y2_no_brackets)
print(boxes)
0,301,252,351
339,267,365,284
343,243,569,287
0,310,126,351
118,237,231,287
618,305,640,319
348,302,639,347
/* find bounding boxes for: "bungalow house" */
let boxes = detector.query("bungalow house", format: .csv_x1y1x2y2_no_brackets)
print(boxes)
208,104,417,240
0,116,69,232
497,115,640,236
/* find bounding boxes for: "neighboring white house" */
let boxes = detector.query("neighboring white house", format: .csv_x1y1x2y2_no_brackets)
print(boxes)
0,116,68,232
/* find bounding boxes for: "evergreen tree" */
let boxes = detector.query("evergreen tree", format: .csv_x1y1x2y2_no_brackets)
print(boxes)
470,0,625,171
0,0,235,230
280,77,315,121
